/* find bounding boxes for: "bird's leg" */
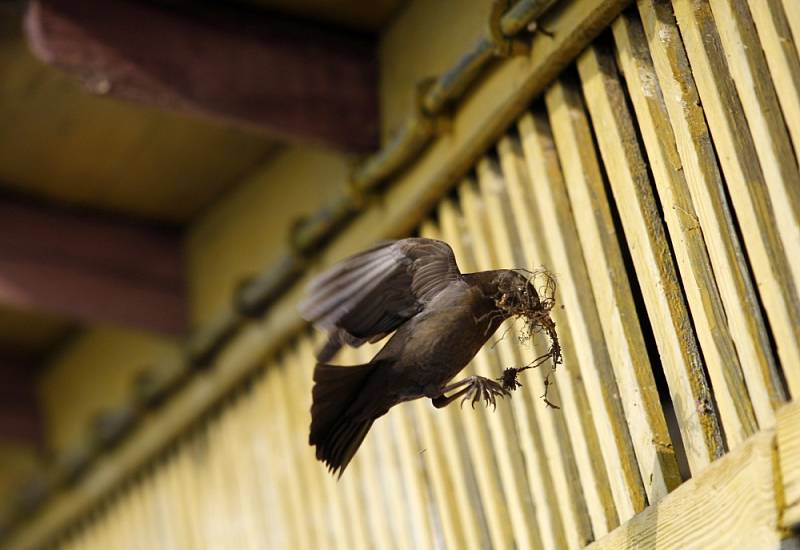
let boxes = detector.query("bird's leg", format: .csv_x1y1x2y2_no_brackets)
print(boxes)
432,376,509,410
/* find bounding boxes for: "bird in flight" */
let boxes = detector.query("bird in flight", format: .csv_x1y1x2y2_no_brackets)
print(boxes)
299,237,558,477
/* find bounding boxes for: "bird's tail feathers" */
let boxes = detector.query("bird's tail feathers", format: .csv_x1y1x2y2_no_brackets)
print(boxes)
309,362,377,477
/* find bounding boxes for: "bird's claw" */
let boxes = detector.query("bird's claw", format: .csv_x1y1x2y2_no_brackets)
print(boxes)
460,376,510,410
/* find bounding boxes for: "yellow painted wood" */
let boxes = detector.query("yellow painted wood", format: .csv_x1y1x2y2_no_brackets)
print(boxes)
298,335,359,550
580,41,727,472
349,343,411,550
637,0,772,464
0,19,274,223
579,42,751,451
438,198,517,550
612,9,788,438
37,326,182,454
777,401,800,530
187,145,351,326
415,221,484,550
474,159,568,550
545,80,663,513
747,0,800,164
589,430,781,549
250,369,291,549
459,179,546,550
685,0,800,398
264,358,313,550
479,151,592,548
502,128,620,539
781,0,800,60
4,3,634,545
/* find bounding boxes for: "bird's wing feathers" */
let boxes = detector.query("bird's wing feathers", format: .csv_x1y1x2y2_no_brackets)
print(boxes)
299,238,462,354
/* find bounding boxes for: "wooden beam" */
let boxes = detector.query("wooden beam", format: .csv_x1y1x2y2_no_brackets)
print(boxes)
0,360,41,447
23,0,378,152
0,197,186,335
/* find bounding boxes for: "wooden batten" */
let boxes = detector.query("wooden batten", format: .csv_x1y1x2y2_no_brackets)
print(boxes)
0,198,185,335
24,0,378,152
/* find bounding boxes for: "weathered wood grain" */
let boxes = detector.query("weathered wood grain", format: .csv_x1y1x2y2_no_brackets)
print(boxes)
513,116,627,537
458,180,544,550
25,0,378,152
612,8,786,441
589,429,781,549
546,78,674,510
477,157,573,550
674,0,797,409
777,402,800,530
638,0,772,462
579,43,746,449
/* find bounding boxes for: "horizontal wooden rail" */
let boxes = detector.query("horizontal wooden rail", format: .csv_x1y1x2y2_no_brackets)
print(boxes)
590,400,799,549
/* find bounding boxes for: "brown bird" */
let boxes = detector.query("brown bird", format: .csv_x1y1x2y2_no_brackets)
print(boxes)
299,237,548,477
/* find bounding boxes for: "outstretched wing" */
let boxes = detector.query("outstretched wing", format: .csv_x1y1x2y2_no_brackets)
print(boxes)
299,238,462,361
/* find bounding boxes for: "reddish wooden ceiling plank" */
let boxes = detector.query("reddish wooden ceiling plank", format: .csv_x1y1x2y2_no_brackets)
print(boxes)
0,198,186,335
23,0,379,152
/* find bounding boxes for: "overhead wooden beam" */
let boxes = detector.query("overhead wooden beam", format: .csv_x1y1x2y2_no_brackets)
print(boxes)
0,197,186,335
0,360,41,446
23,0,378,152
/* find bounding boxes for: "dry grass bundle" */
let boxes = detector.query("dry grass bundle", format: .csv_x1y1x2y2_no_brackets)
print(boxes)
494,268,562,408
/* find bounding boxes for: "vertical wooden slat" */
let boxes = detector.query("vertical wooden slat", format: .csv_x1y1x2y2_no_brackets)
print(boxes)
637,0,768,465
412,221,485,550
474,159,568,550
336,345,397,550
458,178,545,550
746,0,800,164
503,129,620,539
708,0,800,395
670,0,800,404
781,0,800,60
612,8,789,439
438,198,517,550
349,342,415,550
281,343,335,550
251,368,293,549
298,335,359,550
479,151,593,549
265,357,313,550
578,44,746,447
544,79,666,509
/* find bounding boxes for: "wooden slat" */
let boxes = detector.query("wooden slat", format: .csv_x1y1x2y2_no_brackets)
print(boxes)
417,221,486,550
333,346,393,550
777,401,800,530
348,343,412,550
0,198,186,335
458,179,545,550
747,0,800,164
545,79,671,508
578,44,747,446
781,0,800,59
612,8,788,438
438,198,517,550
298,336,358,550
706,0,800,294
668,0,800,400
480,150,593,548
264,358,313,550
249,369,291,549
474,158,569,550
589,430,780,549
637,0,772,463
505,126,621,539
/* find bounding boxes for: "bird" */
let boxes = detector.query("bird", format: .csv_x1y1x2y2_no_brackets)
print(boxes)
298,237,547,477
